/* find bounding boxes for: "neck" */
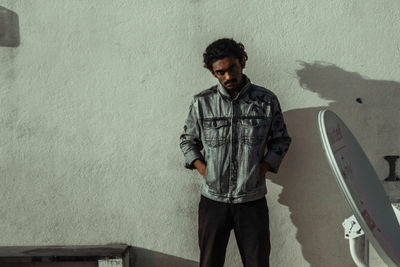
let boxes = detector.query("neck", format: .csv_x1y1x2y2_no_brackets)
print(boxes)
227,78,246,98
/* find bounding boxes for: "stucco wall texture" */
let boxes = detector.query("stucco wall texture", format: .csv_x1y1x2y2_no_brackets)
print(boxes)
1,0,400,266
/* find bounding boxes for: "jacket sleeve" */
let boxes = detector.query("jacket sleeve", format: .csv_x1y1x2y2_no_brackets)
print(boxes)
262,95,291,173
179,97,204,169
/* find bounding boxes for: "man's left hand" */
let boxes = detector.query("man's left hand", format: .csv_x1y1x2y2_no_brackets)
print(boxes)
259,162,270,180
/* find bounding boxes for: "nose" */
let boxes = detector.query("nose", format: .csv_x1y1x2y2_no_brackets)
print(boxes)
224,71,232,81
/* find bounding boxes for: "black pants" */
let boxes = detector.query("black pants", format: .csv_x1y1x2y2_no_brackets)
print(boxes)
198,195,270,267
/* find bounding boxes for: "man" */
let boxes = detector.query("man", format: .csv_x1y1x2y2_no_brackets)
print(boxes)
180,38,291,267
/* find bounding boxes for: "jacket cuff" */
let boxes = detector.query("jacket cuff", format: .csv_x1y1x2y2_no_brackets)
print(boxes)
184,149,204,170
263,152,283,174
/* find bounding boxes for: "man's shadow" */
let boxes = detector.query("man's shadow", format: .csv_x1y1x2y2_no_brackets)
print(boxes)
0,6,20,47
269,61,400,266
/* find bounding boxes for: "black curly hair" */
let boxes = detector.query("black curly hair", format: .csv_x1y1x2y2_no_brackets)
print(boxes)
203,38,248,70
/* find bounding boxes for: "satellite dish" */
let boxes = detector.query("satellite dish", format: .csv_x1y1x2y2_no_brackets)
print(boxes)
318,110,400,266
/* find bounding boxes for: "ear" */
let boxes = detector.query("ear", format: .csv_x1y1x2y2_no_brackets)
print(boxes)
240,58,246,69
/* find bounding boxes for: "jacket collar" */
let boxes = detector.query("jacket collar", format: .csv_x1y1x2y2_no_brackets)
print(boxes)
217,74,252,100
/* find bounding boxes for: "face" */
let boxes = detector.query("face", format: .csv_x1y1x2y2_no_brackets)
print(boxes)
210,56,246,90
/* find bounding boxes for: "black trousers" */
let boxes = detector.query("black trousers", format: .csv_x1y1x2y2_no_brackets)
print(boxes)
198,195,270,267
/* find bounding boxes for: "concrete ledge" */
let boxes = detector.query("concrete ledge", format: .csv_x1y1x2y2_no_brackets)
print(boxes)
0,245,198,267
0,245,131,266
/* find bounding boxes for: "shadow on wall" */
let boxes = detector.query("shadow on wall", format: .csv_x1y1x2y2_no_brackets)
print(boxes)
131,246,198,267
0,6,20,47
271,61,400,266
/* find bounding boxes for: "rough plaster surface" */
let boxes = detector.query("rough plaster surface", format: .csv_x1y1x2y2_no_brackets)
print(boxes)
1,0,400,266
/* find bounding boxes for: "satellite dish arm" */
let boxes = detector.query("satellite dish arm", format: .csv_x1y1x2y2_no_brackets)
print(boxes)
343,215,369,267
349,238,369,267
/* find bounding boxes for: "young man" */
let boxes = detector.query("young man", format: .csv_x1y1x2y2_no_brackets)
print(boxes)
180,38,291,267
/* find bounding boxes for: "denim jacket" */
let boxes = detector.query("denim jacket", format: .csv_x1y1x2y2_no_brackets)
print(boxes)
180,76,291,203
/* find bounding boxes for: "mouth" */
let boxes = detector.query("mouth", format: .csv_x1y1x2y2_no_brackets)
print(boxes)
224,80,237,87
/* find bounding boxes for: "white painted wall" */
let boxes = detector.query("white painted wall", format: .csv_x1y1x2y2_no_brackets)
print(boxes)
1,1,400,266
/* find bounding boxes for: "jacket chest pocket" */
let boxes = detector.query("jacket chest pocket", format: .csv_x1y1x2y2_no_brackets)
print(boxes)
202,119,230,148
240,118,269,146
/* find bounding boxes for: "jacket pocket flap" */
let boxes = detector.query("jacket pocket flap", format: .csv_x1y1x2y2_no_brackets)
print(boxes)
203,119,229,129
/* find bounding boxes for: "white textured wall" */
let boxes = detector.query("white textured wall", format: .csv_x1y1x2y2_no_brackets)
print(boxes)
1,1,400,266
